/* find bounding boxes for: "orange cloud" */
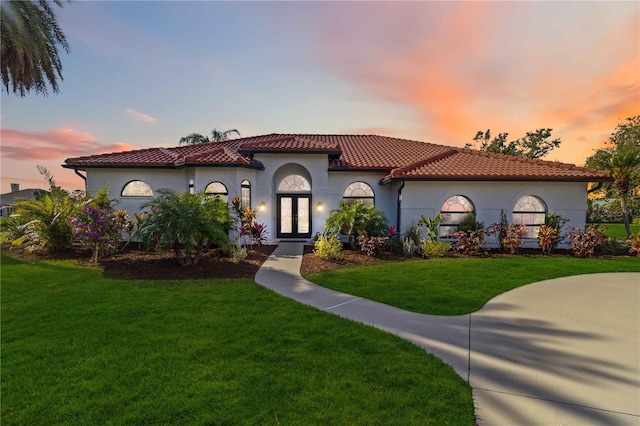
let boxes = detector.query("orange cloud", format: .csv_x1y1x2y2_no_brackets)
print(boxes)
0,127,136,161
318,2,639,165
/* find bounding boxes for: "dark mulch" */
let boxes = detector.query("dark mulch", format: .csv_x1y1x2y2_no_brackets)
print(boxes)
1,242,276,281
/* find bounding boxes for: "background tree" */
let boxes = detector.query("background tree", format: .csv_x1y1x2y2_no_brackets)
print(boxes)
466,128,561,159
1,0,69,96
179,128,240,145
585,115,640,237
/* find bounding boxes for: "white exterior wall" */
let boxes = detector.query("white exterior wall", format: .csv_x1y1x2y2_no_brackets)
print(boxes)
83,165,590,248
399,180,589,248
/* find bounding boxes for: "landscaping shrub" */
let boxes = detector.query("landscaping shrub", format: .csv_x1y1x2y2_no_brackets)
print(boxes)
487,210,509,252
250,221,268,247
457,213,484,235
501,224,527,254
10,186,82,251
567,225,607,258
323,200,388,250
598,237,629,255
402,237,417,257
417,213,443,242
402,224,422,248
314,235,343,260
451,229,486,255
387,226,403,253
421,241,451,258
138,189,231,266
357,235,389,257
627,233,640,256
230,238,247,263
537,225,558,255
70,205,123,262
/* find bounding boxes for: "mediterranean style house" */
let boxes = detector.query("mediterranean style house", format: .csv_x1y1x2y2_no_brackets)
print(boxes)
63,134,611,247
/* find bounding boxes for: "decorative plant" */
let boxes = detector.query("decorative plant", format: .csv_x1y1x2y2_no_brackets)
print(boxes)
230,194,257,244
250,221,268,248
230,238,247,263
138,189,231,266
537,225,558,255
487,210,509,252
115,209,135,247
543,212,569,249
314,235,343,260
70,205,123,262
357,235,389,257
451,229,486,255
627,233,640,256
421,240,451,258
402,237,417,257
566,225,607,258
417,213,443,242
323,200,388,250
501,224,527,254
457,212,484,235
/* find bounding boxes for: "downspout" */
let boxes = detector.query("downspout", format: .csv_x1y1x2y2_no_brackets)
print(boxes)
587,181,603,194
396,181,405,232
73,168,87,191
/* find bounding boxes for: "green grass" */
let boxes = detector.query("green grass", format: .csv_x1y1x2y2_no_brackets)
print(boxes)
1,254,473,425
592,222,640,240
307,256,640,315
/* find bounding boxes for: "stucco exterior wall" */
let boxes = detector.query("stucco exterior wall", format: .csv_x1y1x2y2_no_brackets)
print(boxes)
84,164,589,248
399,180,588,248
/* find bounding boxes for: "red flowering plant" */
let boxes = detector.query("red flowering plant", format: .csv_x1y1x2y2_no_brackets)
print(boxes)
70,205,123,262
501,224,527,254
566,225,607,258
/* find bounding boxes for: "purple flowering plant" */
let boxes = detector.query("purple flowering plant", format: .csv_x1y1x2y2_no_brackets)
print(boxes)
70,205,123,262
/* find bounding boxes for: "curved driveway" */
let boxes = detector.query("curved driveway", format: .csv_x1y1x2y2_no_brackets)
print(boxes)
255,243,640,425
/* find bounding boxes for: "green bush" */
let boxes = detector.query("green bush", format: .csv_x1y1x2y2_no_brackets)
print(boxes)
231,239,247,263
138,189,231,266
457,213,484,235
421,241,451,258
323,200,388,250
314,236,343,260
402,237,417,257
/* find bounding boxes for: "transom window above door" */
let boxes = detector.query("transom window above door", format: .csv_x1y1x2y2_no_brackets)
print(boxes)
277,175,311,192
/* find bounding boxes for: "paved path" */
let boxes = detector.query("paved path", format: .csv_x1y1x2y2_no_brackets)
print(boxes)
255,242,640,425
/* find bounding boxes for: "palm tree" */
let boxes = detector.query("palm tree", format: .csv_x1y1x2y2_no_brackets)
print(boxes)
1,0,70,97
586,116,640,237
179,128,240,145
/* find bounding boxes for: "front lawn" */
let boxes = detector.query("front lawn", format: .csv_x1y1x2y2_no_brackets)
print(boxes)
592,222,640,240
1,254,474,425
306,256,640,315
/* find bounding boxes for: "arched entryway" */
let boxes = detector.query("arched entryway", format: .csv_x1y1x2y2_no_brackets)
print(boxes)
275,166,312,239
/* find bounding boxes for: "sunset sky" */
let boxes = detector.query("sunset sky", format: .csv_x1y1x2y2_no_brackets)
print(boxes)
1,1,638,193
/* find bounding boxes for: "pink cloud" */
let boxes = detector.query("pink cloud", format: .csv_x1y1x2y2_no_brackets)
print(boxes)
0,127,136,161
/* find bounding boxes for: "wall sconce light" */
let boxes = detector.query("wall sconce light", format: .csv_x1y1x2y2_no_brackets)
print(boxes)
259,201,267,212
189,179,195,195
316,202,324,212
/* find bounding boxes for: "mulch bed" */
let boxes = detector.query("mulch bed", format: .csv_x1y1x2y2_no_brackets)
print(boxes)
2,242,276,281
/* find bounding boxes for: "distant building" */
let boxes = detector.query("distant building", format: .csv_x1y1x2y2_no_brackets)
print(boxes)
0,184,47,218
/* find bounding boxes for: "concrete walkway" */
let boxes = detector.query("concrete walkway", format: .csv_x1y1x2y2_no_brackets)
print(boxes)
255,242,640,425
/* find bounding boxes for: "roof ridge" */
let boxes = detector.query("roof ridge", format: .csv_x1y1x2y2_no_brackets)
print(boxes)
389,149,459,178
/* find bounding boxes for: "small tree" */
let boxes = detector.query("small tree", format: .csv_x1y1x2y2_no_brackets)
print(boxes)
138,189,231,266
323,200,388,250
70,205,122,262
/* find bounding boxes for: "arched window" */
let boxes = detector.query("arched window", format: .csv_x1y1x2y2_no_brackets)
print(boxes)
205,182,228,202
440,195,474,237
513,195,547,238
241,180,251,209
121,180,153,197
277,174,311,192
343,181,374,206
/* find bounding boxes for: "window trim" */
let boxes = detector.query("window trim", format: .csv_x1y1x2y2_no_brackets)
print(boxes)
241,179,251,209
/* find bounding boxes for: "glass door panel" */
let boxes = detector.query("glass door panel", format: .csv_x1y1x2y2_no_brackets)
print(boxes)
280,197,292,234
297,197,309,234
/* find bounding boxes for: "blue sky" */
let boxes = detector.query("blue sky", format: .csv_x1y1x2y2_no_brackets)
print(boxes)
1,1,638,192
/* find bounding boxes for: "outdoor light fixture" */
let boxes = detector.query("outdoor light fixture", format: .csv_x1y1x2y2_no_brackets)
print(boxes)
189,179,195,195
259,201,267,212
316,202,324,212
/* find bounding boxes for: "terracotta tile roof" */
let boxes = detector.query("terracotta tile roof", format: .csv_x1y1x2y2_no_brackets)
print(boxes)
63,133,612,181
383,148,612,182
